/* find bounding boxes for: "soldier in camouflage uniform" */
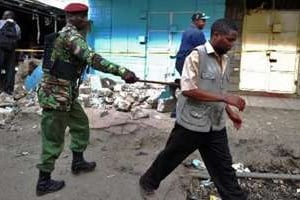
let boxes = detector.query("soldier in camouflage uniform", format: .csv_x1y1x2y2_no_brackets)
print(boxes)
36,3,138,196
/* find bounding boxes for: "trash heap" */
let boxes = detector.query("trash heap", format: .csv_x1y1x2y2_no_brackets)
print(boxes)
185,159,300,200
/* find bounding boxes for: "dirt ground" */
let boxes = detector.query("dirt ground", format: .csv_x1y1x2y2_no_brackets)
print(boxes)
0,106,300,200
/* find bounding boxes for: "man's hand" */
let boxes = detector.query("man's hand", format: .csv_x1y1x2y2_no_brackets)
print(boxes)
122,71,139,83
223,95,246,111
228,111,242,130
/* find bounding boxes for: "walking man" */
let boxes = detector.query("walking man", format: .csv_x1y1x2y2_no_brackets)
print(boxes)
175,12,209,75
36,3,138,196
0,10,21,96
140,18,248,200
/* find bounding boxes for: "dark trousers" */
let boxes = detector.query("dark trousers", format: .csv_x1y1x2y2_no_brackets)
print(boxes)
140,123,247,200
37,101,90,172
0,49,16,94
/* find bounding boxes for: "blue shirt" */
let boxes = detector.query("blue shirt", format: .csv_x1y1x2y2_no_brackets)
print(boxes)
175,24,206,74
177,24,206,59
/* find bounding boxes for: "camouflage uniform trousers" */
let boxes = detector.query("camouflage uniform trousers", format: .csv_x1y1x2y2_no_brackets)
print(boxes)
36,100,89,172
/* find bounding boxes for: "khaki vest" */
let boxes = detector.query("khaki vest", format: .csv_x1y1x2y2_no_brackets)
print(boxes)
176,45,231,132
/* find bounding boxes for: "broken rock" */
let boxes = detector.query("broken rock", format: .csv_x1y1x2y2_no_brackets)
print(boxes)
0,107,15,122
114,97,132,112
113,84,125,92
125,94,136,104
99,109,109,118
140,102,152,109
90,75,102,91
97,88,113,97
131,108,150,120
232,163,251,173
0,93,16,107
104,97,114,105
79,85,92,94
101,77,116,89
79,94,92,107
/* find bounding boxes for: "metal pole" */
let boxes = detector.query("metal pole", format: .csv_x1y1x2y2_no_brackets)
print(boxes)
144,0,149,80
36,14,40,45
54,16,57,33
188,170,300,181
137,79,179,87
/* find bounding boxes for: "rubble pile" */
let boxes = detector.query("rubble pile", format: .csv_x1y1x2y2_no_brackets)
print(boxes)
78,75,177,113
0,68,177,127
0,93,18,126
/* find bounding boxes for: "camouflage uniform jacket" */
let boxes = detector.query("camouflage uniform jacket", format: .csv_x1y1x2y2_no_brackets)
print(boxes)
38,24,128,111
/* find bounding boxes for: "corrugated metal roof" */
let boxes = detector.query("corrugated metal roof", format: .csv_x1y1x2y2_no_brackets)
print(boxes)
0,0,64,16
246,0,300,10
227,0,300,10
35,0,88,9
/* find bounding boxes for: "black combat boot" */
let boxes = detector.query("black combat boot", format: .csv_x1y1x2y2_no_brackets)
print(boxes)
71,151,96,175
36,171,65,196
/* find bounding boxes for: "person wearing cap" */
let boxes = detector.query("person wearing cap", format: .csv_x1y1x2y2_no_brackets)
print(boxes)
139,18,248,200
35,2,138,196
175,12,209,75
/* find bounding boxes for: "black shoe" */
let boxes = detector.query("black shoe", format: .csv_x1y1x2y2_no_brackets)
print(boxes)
71,151,96,175
36,171,65,196
71,160,96,174
139,178,156,199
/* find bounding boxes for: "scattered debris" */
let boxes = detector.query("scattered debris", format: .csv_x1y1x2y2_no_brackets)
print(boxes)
15,151,29,157
0,93,16,107
183,159,206,171
209,195,221,200
192,159,206,170
107,174,115,178
0,107,16,124
200,179,213,187
232,163,251,173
